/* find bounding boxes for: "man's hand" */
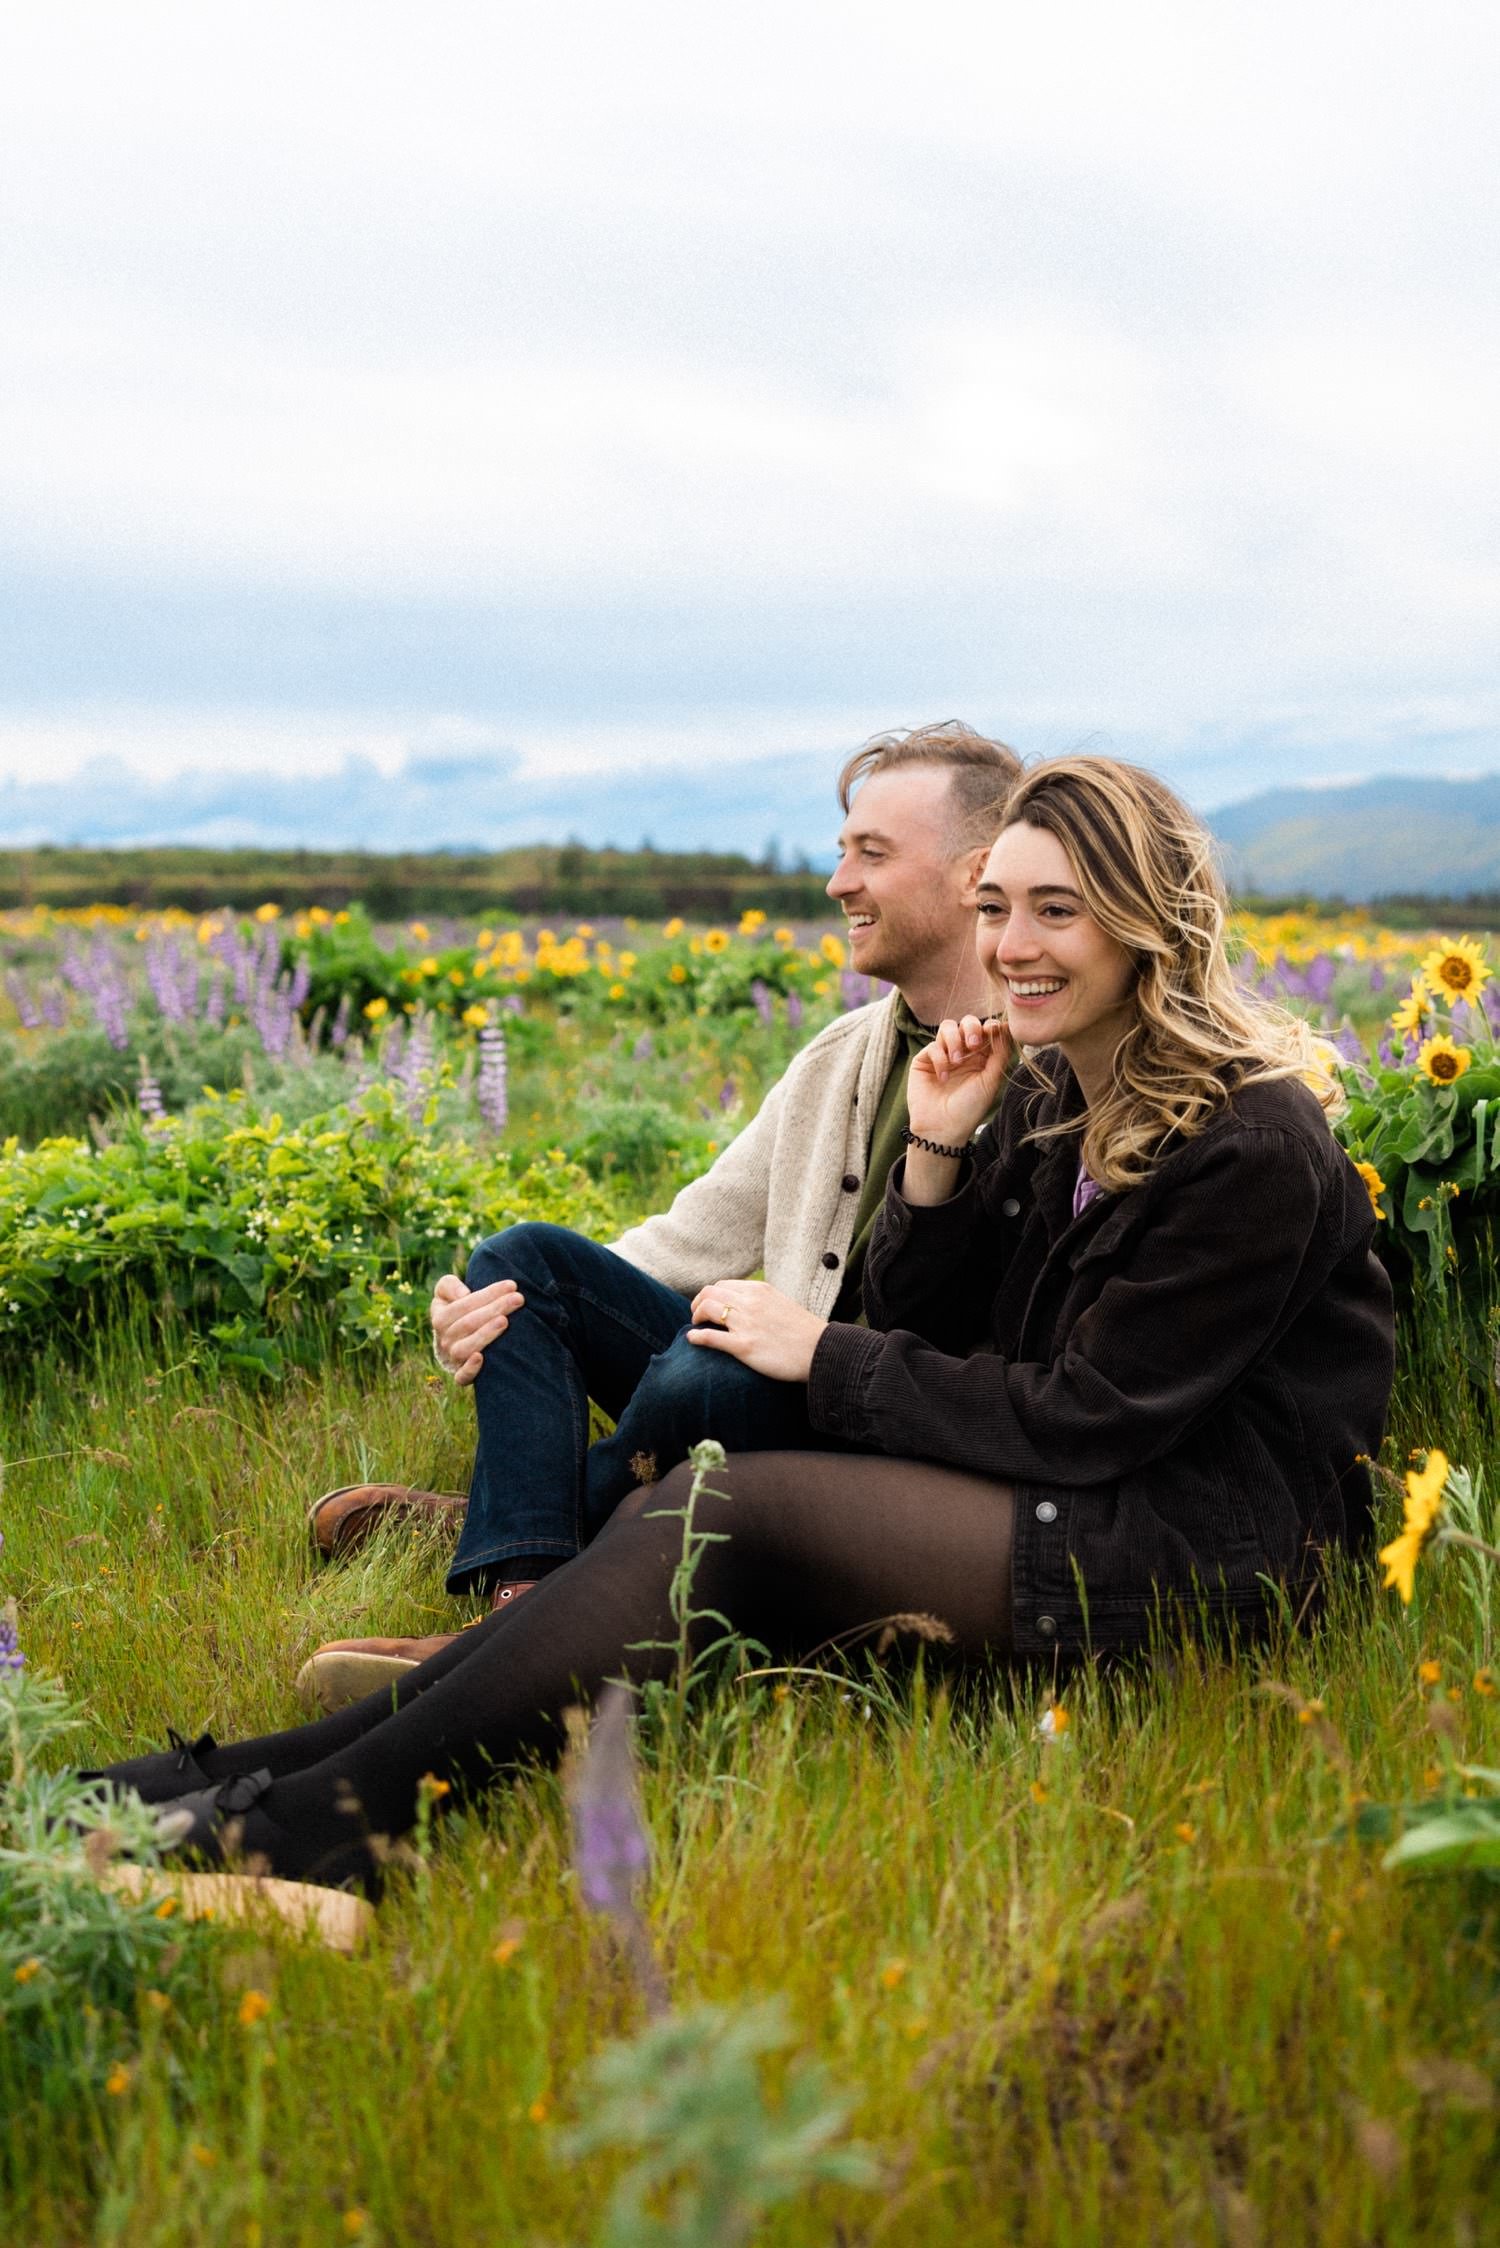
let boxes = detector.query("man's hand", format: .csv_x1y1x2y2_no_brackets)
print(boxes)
686,1279,827,1384
430,1272,526,1386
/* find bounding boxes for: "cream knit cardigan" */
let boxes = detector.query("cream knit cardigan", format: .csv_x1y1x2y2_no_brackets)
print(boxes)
609,992,901,1317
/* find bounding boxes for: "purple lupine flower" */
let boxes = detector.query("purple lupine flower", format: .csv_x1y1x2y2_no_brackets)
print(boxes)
1377,1032,1401,1067
477,1020,508,1132
718,1077,737,1112
5,971,42,1029
137,1055,166,1121
62,938,132,1049
786,991,803,1030
1449,998,1473,1041
1368,963,1386,994
1304,955,1337,1005
501,992,525,1016
0,1603,22,1675
749,977,774,1027
38,981,69,1029
632,1031,654,1062
569,1683,650,1916
204,967,228,1026
1483,983,1500,1037
328,991,352,1049
145,933,196,1024
840,968,872,1012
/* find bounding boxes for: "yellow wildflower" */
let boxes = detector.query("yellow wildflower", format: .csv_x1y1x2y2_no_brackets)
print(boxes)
13,1957,41,1984
608,983,627,1000
153,1894,179,1919
739,908,767,934
252,902,280,923
362,997,389,1021
880,1958,908,1990
819,932,847,967
1474,1668,1496,1697
491,1935,523,1966
342,2213,368,2240
575,922,595,938
774,925,796,946
237,1988,272,2027
1420,936,1490,1002
662,917,685,938
190,2143,219,2167
105,2062,132,2096
528,2095,551,2123
1174,1821,1198,1844
703,929,730,954
669,964,688,985
1418,1659,1442,1685
418,956,439,976
309,906,331,925
1416,1034,1471,1086
409,921,430,941
1378,1448,1449,1604
1389,976,1433,1036
618,950,637,972
461,1005,489,1028
1354,1161,1387,1218
418,1772,452,1802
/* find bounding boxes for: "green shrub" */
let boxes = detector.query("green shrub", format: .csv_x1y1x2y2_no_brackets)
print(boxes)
0,1083,623,1377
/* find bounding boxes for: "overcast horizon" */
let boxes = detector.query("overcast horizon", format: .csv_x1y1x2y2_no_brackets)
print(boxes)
2,1,1496,848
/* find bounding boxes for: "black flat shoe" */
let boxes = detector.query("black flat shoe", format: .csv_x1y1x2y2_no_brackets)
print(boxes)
79,1729,222,1806
155,1768,276,1863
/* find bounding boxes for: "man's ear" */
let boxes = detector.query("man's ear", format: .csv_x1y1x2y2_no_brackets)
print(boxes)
956,845,989,903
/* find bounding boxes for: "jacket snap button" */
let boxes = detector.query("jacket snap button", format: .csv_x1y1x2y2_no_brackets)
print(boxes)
1001,1197,1021,1217
1035,1500,1058,1524
841,1174,860,1192
1036,1614,1058,1638
821,1251,840,1268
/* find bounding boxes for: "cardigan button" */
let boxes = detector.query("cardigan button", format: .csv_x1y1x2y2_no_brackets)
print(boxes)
1035,1501,1058,1524
841,1174,860,1192
821,1251,840,1269
1001,1197,1021,1217
1036,1614,1058,1638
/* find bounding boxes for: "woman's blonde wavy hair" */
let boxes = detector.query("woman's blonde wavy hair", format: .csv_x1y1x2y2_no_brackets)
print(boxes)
996,757,1341,1193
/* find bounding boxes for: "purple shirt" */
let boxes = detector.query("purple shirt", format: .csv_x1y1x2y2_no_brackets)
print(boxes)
1072,1161,1104,1221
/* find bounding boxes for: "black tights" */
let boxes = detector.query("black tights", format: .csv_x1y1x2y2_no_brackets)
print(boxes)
174,1452,1016,1887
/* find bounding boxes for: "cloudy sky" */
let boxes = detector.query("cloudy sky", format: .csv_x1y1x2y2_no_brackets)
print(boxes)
1,1,1496,850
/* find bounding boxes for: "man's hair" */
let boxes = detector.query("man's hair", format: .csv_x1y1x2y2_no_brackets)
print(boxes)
837,721,1021,854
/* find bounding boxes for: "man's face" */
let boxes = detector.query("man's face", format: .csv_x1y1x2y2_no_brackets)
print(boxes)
825,767,977,988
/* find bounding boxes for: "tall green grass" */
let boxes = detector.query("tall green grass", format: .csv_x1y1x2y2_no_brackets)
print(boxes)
3,1319,1498,2244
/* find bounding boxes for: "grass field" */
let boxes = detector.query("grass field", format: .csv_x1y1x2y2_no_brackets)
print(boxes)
3,906,1499,2245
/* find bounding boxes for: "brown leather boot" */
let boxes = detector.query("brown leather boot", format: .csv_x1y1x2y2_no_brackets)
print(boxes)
294,1584,539,1715
307,1483,467,1560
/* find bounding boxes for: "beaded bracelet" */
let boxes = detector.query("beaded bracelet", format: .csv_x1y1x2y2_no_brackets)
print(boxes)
900,1126,970,1161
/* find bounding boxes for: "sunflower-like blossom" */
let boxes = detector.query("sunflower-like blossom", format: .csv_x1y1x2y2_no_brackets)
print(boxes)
1353,1160,1387,1218
1416,1033,1472,1086
1389,975,1434,1037
1378,1449,1450,1605
1420,936,1491,1002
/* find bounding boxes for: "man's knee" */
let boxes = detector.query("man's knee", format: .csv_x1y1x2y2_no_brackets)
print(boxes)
632,1334,770,1438
465,1220,578,1293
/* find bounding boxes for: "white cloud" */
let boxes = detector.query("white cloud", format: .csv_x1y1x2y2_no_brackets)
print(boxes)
0,0,1495,804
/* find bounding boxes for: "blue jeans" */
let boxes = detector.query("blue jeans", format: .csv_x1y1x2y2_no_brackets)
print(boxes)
446,1222,827,1594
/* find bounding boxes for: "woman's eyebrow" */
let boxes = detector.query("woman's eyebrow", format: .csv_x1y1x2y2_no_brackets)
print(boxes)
976,881,1083,901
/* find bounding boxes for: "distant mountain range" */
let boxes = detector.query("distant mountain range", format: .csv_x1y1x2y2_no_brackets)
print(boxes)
2,752,1498,900
1212,774,1500,900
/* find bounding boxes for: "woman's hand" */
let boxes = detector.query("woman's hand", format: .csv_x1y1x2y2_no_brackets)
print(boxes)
906,1015,1014,1148
686,1279,827,1383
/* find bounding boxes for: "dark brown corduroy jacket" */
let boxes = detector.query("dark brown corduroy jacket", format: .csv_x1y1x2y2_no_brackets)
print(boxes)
807,1064,1395,1658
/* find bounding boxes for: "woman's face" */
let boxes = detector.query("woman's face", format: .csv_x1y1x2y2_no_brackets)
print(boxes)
976,821,1137,1072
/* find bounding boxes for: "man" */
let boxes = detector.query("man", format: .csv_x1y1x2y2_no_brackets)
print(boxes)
298,721,1020,1711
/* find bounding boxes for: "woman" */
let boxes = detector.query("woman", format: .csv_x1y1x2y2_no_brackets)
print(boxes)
93,759,1394,1890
